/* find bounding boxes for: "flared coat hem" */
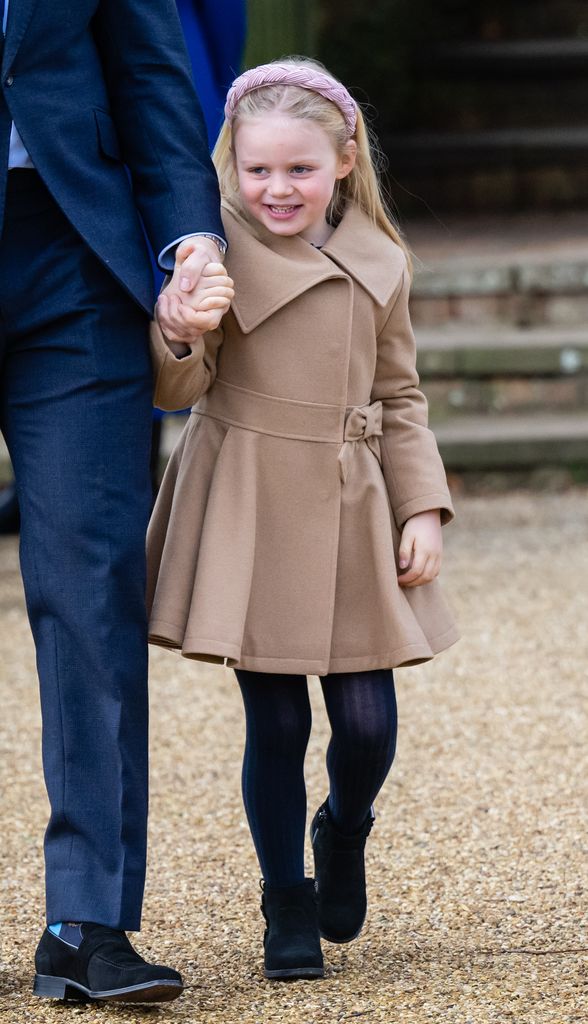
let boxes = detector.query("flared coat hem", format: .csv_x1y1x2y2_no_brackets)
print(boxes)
148,621,460,675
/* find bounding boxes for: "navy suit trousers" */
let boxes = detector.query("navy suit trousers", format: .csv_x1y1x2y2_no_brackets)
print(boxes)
0,171,153,929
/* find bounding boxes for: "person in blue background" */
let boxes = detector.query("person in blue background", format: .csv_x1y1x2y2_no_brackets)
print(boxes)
177,0,247,146
0,0,247,532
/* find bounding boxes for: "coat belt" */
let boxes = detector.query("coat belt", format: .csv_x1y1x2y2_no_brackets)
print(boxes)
194,380,383,482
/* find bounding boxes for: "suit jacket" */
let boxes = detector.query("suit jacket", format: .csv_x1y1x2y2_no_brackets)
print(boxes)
147,204,459,675
0,0,224,312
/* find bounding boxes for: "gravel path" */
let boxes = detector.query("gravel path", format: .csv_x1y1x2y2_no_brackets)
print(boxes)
1,492,586,1023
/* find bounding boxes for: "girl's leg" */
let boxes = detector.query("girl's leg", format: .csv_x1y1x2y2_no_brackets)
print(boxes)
235,670,312,888
320,668,397,833
311,669,397,944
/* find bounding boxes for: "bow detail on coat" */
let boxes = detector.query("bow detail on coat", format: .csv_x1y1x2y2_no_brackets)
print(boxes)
338,401,383,483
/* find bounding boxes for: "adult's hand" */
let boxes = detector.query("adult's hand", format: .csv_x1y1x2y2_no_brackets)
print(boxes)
175,237,224,292
157,231,232,339
157,262,234,343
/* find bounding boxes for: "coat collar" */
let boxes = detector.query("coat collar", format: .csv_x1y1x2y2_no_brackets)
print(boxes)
320,204,406,307
2,0,39,76
223,202,405,334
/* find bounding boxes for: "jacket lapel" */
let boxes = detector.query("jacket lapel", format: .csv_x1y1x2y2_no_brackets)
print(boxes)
224,203,405,333
224,206,349,334
320,205,406,307
2,0,40,76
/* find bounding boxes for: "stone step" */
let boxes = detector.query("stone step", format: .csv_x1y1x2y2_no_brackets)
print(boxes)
394,164,587,215
389,126,588,171
432,413,588,469
424,376,587,421
417,327,588,420
408,210,588,268
412,258,588,300
412,291,588,330
416,327,588,377
462,1,587,40
432,39,588,77
418,81,587,135
417,40,588,134
409,229,588,327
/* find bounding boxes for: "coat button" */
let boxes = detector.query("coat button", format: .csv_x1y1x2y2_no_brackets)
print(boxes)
5,75,14,86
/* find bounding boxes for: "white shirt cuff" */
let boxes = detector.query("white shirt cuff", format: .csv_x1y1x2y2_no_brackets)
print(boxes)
158,233,227,271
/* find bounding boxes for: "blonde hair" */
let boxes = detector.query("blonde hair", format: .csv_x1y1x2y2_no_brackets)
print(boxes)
213,56,412,275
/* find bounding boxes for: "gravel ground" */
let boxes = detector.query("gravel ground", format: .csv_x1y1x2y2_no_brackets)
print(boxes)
0,491,587,1023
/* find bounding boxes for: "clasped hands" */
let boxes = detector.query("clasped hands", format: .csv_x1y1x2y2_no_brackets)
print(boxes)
156,237,234,354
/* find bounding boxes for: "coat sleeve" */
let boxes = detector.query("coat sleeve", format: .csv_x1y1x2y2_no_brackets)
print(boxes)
371,265,455,528
92,0,225,256
150,321,223,412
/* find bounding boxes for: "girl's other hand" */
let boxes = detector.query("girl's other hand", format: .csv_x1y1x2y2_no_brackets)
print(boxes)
157,262,235,343
397,509,442,587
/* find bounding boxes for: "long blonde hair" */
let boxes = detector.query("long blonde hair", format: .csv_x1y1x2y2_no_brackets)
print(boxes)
213,56,412,274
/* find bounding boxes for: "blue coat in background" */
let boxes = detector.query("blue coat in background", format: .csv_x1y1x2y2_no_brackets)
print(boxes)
151,0,246,420
177,0,247,147
152,0,246,293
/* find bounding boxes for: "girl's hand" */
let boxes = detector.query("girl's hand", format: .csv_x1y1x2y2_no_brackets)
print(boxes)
157,262,235,344
397,509,442,587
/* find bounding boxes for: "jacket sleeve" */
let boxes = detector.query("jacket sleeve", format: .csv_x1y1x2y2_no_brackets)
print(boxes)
371,265,455,528
92,0,225,256
150,321,223,412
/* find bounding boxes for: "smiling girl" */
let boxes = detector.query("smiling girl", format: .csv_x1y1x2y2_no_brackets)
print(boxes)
147,58,458,981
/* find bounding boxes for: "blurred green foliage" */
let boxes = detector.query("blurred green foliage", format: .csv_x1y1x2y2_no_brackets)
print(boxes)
244,0,320,69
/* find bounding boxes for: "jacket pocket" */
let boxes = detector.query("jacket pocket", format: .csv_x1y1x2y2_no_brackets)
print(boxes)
94,108,121,161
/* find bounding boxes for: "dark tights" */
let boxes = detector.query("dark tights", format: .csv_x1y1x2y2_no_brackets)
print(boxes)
235,668,397,889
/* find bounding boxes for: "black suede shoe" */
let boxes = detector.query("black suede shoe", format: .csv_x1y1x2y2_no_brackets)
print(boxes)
261,879,324,980
33,924,183,1003
311,799,375,944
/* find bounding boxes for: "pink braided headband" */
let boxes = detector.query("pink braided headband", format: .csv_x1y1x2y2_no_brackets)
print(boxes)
225,63,358,137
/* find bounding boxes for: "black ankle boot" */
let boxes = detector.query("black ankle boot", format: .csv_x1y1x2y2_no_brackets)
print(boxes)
260,879,324,980
33,924,183,1003
311,799,375,944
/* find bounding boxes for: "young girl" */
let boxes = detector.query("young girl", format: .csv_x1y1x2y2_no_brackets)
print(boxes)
148,58,459,981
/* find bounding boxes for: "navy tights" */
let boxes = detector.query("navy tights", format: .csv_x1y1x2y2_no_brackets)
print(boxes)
235,668,397,889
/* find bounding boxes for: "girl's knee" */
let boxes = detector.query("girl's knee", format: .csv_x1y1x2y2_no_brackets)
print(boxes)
255,701,312,756
237,672,312,754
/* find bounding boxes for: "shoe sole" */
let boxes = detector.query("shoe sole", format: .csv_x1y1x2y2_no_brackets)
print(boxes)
33,974,183,1003
264,966,324,980
319,919,365,944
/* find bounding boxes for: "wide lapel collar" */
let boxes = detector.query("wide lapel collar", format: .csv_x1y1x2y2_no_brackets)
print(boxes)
224,205,349,334
321,205,405,307
2,0,40,76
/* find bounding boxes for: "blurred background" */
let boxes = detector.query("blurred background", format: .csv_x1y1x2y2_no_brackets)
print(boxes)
1,0,587,531
244,0,588,496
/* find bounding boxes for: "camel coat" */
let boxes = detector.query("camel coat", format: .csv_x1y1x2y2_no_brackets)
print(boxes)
147,203,459,674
